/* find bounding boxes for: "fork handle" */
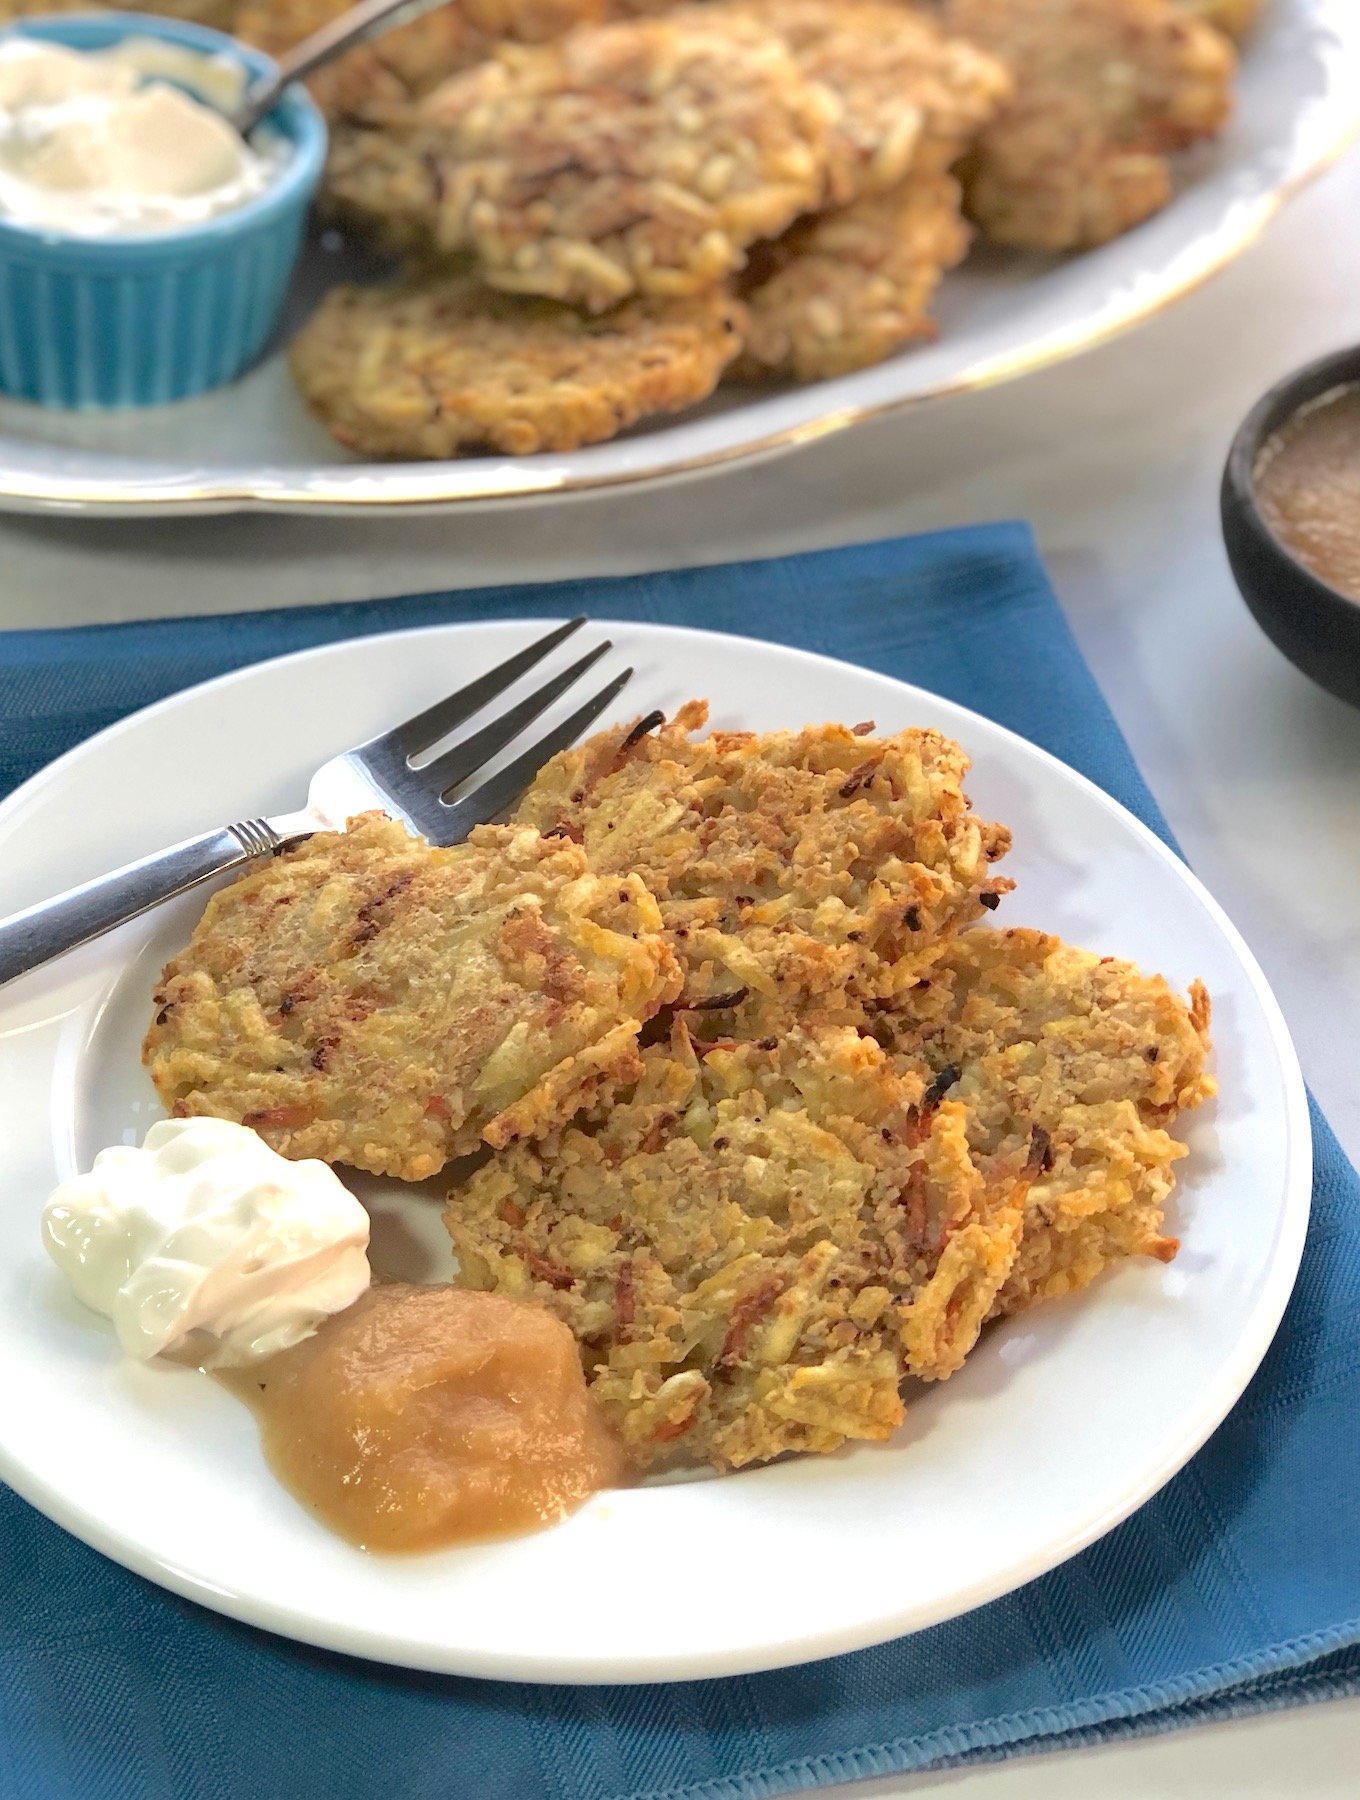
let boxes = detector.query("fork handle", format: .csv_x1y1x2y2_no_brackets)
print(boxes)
0,819,292,991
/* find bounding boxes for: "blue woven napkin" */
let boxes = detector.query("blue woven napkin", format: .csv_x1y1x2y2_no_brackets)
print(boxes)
2,523,1358,1800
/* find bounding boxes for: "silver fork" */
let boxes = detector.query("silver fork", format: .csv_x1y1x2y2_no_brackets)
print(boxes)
0,618,630,991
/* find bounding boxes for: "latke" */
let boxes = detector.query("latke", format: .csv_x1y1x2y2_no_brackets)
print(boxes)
144,813,681,1180
746,0,1012,203
324,13,836,309
735,175,971,381
512,700,1012,1030
291,274,745,458
942,0,1235,249
445,1021,1031,1467
878,925,1215,1312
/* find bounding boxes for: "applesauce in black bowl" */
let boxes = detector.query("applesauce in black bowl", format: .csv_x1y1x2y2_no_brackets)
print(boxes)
1222,344,1360,707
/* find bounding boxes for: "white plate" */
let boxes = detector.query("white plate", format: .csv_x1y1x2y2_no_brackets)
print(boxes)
0,620,1310,1683
0,0,1353,517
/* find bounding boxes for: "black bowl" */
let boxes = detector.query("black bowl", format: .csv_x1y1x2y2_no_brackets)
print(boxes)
1221,344,1360,708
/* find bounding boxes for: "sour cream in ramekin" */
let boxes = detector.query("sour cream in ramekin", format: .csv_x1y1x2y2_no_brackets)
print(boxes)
0,35,286,236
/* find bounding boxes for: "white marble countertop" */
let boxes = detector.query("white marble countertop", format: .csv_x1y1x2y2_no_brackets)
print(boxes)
3,133,1359,1799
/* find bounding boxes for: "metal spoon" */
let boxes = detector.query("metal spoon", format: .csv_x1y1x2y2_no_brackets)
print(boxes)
231,0,454,136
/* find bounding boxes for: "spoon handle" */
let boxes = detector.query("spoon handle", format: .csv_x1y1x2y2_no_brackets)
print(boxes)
233,0,454,135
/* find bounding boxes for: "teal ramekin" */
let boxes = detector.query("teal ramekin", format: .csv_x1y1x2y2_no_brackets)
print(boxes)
0,12,326,408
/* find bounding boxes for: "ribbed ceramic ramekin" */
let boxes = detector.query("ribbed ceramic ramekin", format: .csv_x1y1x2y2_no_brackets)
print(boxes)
0,12,326,408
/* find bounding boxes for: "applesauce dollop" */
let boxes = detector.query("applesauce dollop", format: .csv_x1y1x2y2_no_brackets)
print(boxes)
1254,383,1360,603
220,1282,626,1552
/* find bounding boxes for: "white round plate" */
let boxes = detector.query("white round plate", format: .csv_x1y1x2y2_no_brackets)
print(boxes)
0,620,1309,1683
0,0,1353,516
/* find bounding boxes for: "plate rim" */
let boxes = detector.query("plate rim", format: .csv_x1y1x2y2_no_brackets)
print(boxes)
0,617,1314,1683
0,0,1354,517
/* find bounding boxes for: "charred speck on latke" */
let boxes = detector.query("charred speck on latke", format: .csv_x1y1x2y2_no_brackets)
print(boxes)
444,1020,1032,1468
143,813,682,1181
877,925,1214,1312
511,700,1012,1030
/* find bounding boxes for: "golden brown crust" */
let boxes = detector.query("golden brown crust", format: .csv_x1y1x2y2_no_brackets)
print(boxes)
742,0,1012,203
445,1021,1029,1468
512,699,1012,1029
290,272,745,458
877,925,1215,1312
734,174,971,381
442,910,1213,1470
143,813,681,1180
326,14,836,310
942,0,1236,249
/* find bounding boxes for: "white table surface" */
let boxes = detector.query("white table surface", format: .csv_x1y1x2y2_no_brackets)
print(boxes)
3,135,1360,1796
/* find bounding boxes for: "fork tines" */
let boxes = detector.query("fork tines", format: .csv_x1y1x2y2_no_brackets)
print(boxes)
439,662,634,838
384,615,589,762
362,617,634,839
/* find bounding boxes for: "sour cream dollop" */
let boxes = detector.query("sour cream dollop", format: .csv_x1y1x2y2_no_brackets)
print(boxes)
0,38,285,236
42,1118,371,1367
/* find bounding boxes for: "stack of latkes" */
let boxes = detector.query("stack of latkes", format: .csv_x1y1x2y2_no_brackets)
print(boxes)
263,0,1248,457
444,704,1215,1469
145,703,1215,1472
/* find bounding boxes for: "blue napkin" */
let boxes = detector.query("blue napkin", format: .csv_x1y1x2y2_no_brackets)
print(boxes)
2,523,1358,1800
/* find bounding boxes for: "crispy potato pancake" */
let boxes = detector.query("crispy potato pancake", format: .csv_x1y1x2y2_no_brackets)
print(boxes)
878,925,1214,1313
325,14,836,310
445,1022,1030,1468
941,0,1235,249
143,814,681,1180
734,174,971,381
511,700,1012,1029
559,0,1010,203
291,273,745,457
744,0,1012,203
